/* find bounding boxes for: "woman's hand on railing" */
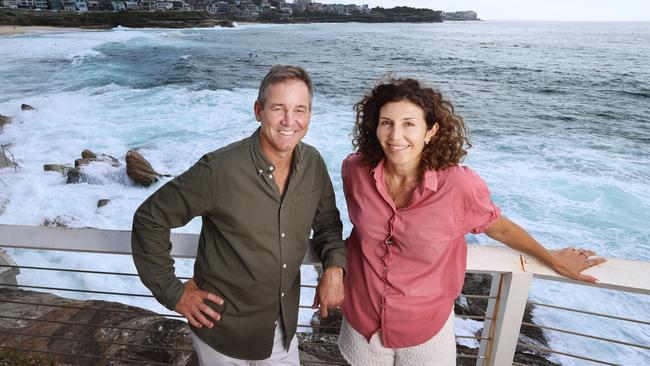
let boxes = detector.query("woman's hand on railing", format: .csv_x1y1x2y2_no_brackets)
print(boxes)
548,247,607,283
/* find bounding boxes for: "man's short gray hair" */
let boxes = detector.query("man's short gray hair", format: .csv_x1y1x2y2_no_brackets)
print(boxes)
257,65,313,108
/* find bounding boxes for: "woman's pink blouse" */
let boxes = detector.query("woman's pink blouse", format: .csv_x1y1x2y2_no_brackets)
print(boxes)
341,153,500,348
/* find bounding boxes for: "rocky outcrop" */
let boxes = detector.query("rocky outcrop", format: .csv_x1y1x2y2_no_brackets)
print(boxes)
97,199,111,208
82,149,97,160
0,145,17,169
0,114,11,130
41,215,74,228
0,288,197,365
59,149,121,184
0,198,8,217
43,164,71,176
20,104,35,111
126,149,162,187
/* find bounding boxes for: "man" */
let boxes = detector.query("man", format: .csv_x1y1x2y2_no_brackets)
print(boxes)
131,65,346,365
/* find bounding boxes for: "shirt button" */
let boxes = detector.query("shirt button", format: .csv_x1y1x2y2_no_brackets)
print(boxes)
259,169,263,174
281,292,285,297
274,320,278,325
282,264,287,269
384,284,390,288
268,174,273,179
281,233,285,238
269,166,274,171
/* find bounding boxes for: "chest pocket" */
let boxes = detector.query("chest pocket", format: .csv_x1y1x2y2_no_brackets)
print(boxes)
294,190,320,234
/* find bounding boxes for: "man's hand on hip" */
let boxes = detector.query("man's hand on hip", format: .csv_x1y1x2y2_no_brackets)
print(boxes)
175,278,224,328
312,266,344,318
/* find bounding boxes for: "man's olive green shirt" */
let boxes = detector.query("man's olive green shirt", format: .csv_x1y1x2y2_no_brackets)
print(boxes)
131,129,346,360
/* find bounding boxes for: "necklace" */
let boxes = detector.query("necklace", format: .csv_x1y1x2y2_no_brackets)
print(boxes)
384,173,417,206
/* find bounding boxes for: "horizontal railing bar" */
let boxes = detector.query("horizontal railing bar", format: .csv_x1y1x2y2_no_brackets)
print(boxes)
521,322,650,350
300,361,348,365
0,329,195,353
0,299,181,319
455,314,493,320
0,265,490,300
0,345,181,365
455,335,490,341
457,354,485,359
0,314,190,335
0,263,192,279
517,342,622,366
297,324,342,330
530,301,650,325
0,265,489,302
0,265,321,291
458,294,497,299
0,282,155,298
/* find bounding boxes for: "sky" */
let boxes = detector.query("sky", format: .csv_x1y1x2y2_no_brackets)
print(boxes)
318,0,650,21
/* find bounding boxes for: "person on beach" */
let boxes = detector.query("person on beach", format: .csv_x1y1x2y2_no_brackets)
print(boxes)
131,65,346,365
337,77,606,365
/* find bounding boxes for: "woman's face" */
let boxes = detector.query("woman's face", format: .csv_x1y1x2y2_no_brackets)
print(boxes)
376,100,437,171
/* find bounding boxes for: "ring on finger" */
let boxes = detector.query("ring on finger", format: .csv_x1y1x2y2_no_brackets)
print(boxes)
579,251,589,259
587,259,593,266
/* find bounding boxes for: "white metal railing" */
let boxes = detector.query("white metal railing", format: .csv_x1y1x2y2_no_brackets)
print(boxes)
1,224,649,365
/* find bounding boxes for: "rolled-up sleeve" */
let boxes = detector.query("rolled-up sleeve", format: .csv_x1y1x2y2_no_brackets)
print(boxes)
462,168,501,235
131,154,216,310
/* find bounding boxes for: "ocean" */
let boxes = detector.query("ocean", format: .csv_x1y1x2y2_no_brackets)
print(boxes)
1,21,649,364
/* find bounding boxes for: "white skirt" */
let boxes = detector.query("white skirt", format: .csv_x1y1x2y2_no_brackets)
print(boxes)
338,311,456,366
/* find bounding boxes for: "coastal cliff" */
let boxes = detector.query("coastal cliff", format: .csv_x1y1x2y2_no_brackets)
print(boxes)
0,7,443,29
0,9,234,29
442,11,480,21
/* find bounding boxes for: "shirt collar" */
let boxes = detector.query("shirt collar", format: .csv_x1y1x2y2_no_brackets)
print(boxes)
249,127,303,176
370,157,439,192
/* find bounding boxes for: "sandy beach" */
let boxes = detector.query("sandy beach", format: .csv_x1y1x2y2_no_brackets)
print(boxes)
0,25,83,36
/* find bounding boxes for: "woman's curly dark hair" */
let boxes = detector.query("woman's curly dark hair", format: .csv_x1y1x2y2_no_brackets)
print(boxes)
352,77,471,174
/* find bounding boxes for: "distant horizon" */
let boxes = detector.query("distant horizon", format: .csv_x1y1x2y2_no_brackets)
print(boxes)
453,19,650,22
313,0,650,22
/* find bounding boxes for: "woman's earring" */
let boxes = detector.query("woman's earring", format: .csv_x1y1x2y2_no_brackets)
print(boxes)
425,139,430,145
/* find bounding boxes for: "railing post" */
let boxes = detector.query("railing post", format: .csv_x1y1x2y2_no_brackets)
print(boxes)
0,248,19,287
476,271,533,366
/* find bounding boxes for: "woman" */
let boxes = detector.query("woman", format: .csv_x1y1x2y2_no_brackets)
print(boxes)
338,78,605,365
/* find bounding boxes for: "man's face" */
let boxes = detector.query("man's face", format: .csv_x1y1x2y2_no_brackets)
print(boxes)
255,79,311,160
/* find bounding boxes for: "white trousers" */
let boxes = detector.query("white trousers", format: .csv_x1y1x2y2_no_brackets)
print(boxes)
190,320,300,366
338,311,456,366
